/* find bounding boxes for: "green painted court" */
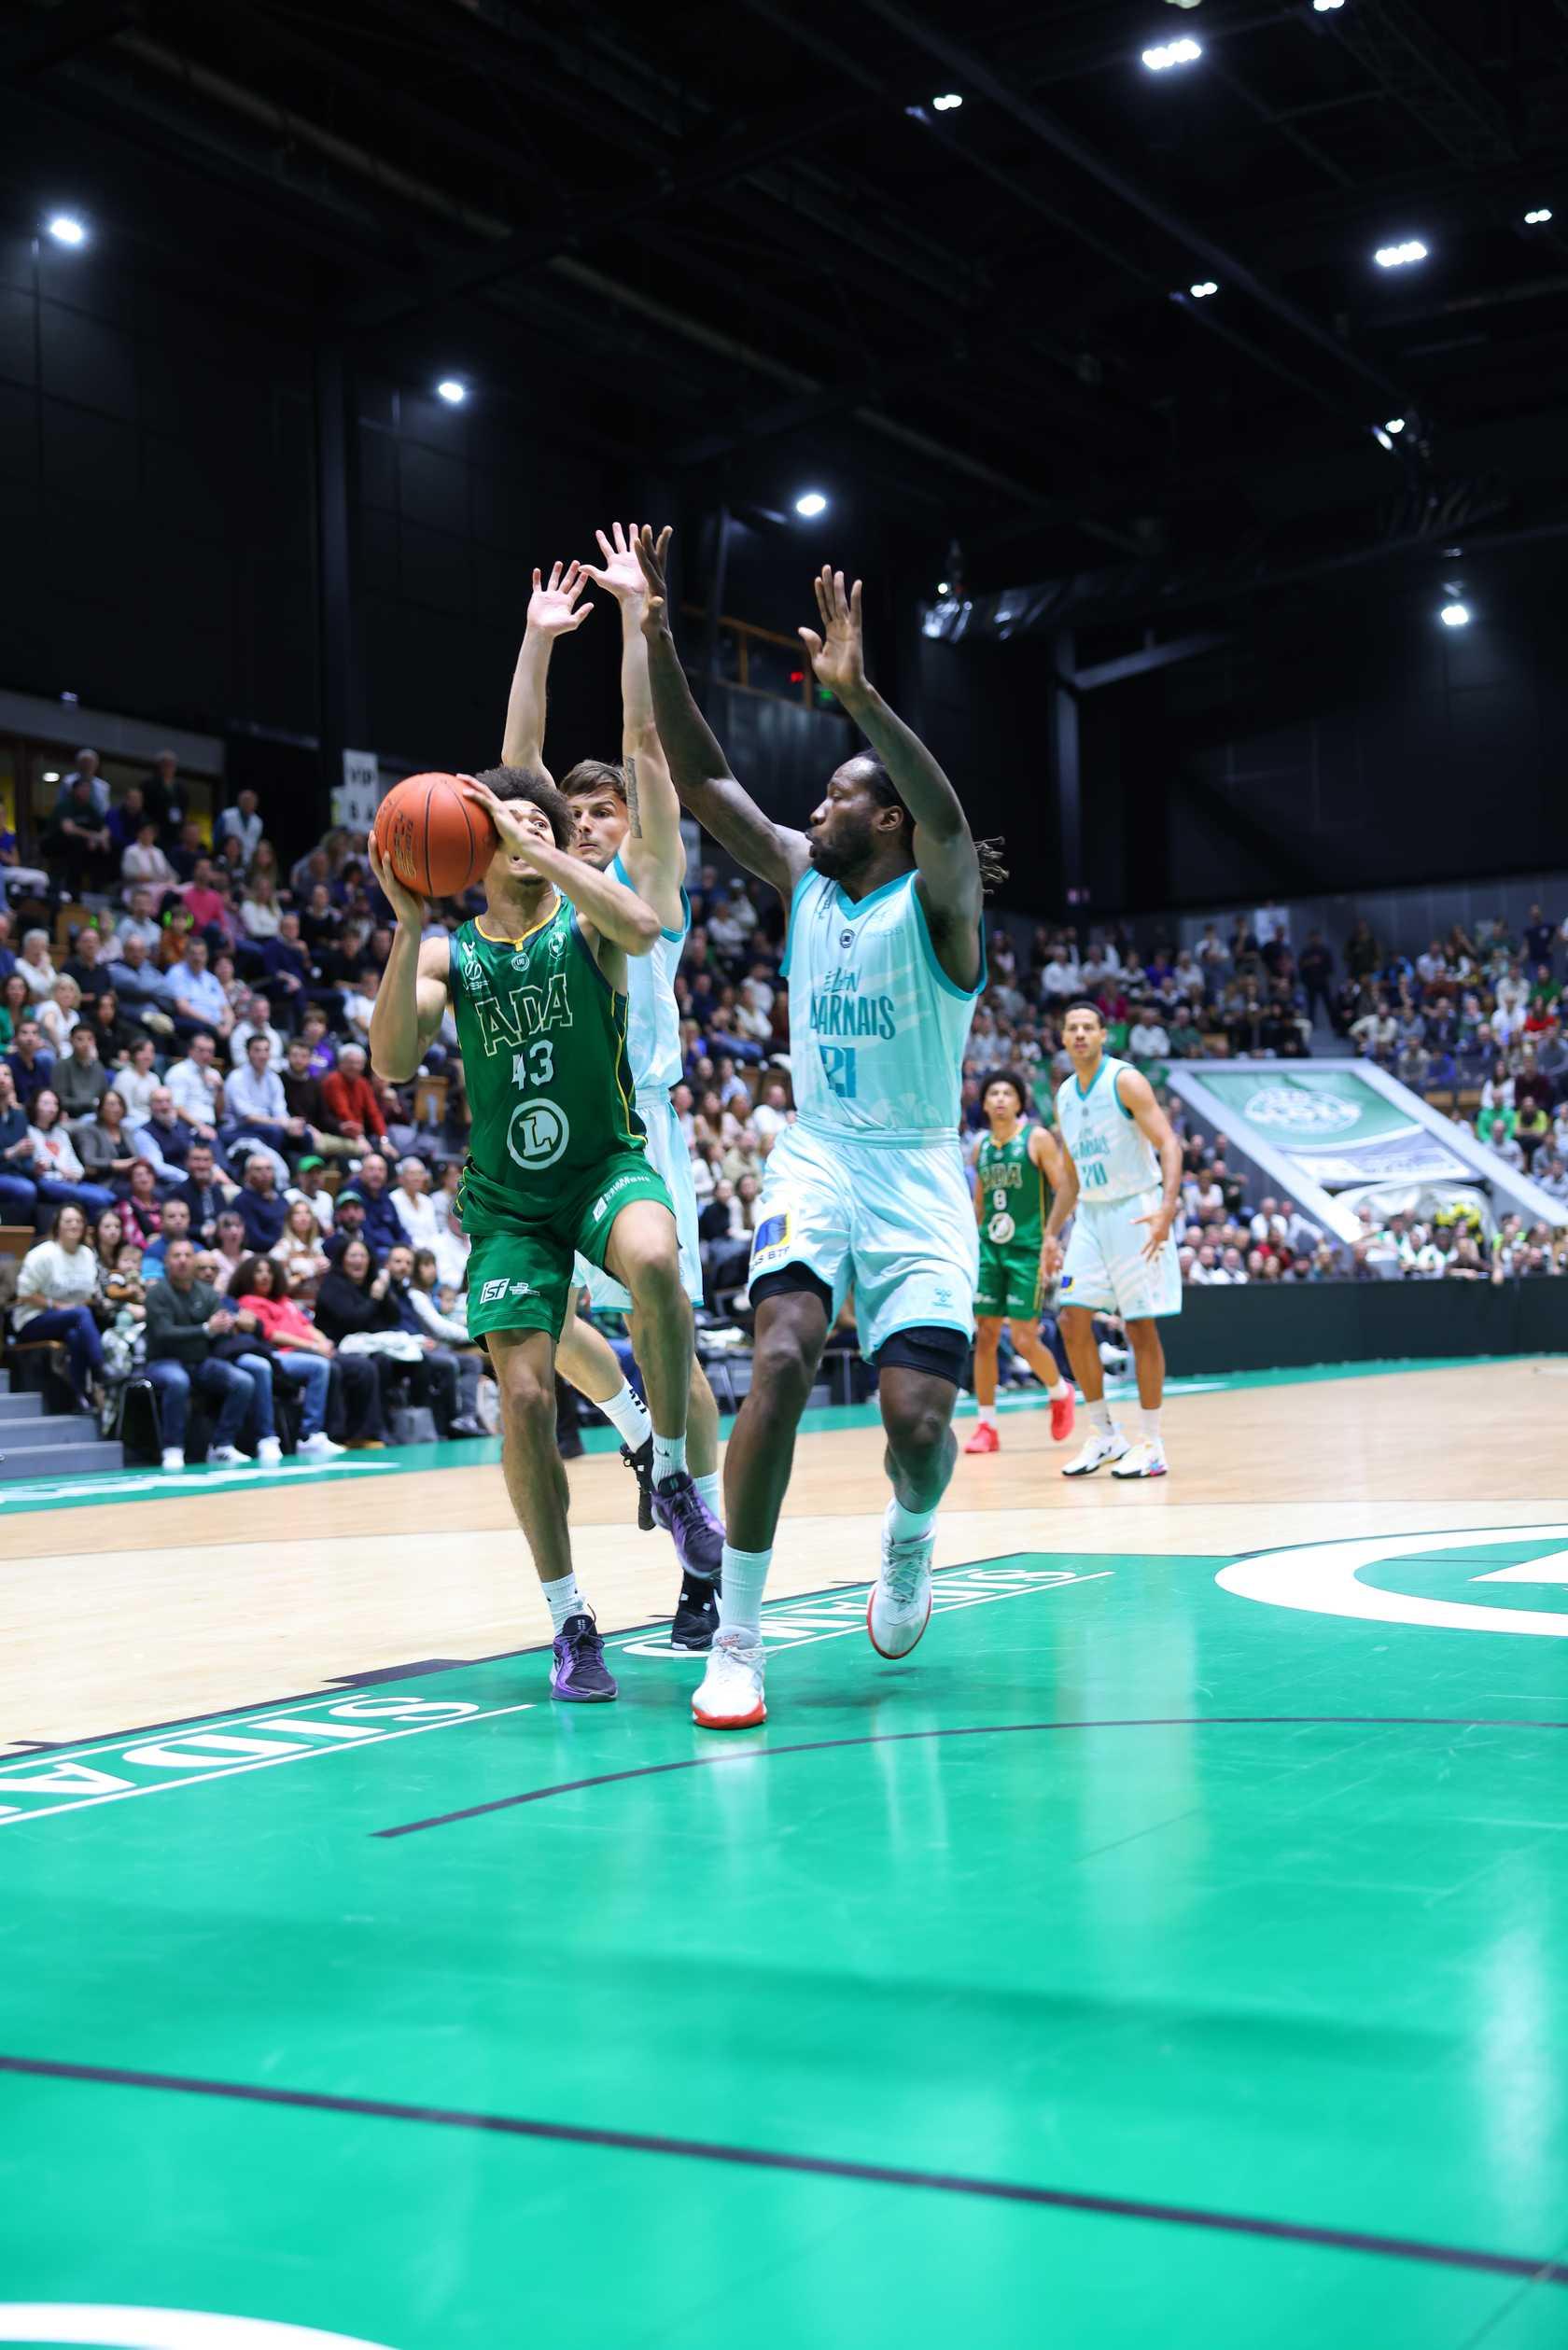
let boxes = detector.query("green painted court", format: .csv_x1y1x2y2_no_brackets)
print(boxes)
3,1496,1566,2348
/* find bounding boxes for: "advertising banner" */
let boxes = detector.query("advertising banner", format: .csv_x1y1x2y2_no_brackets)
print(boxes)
1193,1068,1473,1188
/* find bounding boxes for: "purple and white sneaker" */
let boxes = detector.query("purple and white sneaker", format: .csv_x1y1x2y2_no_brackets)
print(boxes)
652,1471,723,1580
550,1612,618,1703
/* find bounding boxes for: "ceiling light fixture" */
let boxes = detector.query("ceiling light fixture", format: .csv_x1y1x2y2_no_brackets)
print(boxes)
1189,280,1218,298
1142,37,1202,68
1524,208,1552,226
1439,602,1470,628
794,491,828,518
436,378,467,405
47,214,87,247
1375,240,1427,268
931,92,963,111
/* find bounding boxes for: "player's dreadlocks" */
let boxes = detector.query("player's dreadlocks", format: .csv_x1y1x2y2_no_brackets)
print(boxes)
860,755,1008,899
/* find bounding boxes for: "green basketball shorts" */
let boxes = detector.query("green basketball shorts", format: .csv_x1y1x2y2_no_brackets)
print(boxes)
464,1152,675,1342
974,1238,1044,1322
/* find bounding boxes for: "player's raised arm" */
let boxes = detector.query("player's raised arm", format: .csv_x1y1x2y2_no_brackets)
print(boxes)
499,561,595,778
1114,1066,1184,1263
800,567,987,990
580,523,686,934
366,843,450,1083
634,525,810,902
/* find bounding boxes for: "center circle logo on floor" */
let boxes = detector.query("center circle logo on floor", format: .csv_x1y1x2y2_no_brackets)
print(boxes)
1216,1524,1568,1637
1242,1084,1360,1134
0,2310,399,2349
506,1098,568,1170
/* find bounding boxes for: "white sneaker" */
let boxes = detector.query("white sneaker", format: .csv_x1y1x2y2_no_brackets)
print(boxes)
298,1430,346,1460
692,1629,766,1729
1111,1440,1169,1479
208,1444,249,1468
161,1447,186,1473
867,1502,934,1659
1061,1427,1129,1477
257,1436,284,1468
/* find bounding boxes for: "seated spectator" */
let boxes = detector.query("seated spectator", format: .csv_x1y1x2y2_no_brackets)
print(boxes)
119,1160,165,1251
278,1034,349,1158
390,1154,440,1250
115,888,163,957
286,1154,335,1237
239,872,284,950
141,748,186,839
0,1060,39,1223
228,1253,348,1459
36,972,83,1056
164,1031,225,1140
73,1088,139,1191
222,1032,301,1159
119,818,177,902
205,1208,249,1294
1127,1004,1169,1063
12,1200,104,1406
18,930,58,1005
63,924,109,1003
167,818,206,886
234,1153,288,1252
315,1234,461,1441
0,971,29,1046
25,1088,113,1222
103,932,175,1035
54,1022,109,1123
132,1088,195,1186
320,1042,385,1146
383,1243,484,1436
231,991,286,1069
144,1235,281,1469
167,936,233,1042
140,1194,189,1279
271,1194,332,1294
351,1151,403,1257
1515,1100,1550,1167
113,1032,160,1126
259,912,319,1024
173,1138,239,1246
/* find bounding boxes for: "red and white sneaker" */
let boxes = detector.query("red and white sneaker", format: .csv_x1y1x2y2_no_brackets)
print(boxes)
692,1630,766,1729
964,1420,1001,1455
1049,1389,1076,1443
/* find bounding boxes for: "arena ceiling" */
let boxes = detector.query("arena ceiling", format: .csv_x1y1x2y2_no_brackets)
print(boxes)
7,0,1568,598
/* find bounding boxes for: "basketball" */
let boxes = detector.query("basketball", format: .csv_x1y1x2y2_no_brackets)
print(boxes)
373,770,498,898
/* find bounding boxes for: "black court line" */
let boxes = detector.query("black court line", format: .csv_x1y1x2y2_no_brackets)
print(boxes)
377,1714,1568,1838
2,2051,1561,2287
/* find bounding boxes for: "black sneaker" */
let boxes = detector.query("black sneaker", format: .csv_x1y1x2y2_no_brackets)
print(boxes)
621,1435,655,1532
670,1572,721,1652
550,1613,619,1702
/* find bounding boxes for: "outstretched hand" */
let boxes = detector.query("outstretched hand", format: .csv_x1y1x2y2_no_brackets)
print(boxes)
1133,1206,1175,1265
458,775,540,873
525,560,595,639
799,567,867,704
633,524,675,636
582,520,660,607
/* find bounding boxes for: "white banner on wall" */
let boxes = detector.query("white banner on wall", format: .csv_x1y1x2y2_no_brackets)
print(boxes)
331,748,381,833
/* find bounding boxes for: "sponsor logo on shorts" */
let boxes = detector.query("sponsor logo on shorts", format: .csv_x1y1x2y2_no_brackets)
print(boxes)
1060,1273,1074,1292
479,1277,534,1305
593,1172,644,1224
749,1210,791,1265
505,1098,568,1171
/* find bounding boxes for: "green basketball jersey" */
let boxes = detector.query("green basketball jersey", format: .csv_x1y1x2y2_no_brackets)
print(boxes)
977,1126,1046,1251
448,898,645,1237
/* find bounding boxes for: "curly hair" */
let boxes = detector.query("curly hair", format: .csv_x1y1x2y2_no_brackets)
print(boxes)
980,1069,1032,1117
467,765,577,849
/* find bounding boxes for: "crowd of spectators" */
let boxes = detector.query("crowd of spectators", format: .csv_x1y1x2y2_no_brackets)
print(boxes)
2,747,1564,1462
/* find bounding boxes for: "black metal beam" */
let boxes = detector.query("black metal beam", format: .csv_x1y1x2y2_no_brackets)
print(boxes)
847,0,1406,405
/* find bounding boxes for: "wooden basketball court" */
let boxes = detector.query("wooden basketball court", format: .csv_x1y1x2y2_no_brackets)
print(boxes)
2,1357,1565,2347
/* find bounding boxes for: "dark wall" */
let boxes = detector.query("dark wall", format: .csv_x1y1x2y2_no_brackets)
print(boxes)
1169,1277,1568,1377
0,231,317,742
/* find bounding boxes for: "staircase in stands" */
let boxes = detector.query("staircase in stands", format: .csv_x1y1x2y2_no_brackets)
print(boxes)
0,1368,125,1484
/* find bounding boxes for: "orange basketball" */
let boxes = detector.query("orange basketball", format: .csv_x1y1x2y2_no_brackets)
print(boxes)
374,772,498,899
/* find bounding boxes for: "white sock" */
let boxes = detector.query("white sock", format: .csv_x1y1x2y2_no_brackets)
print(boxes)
543,1572,587,1634
1088,1399,1113,1434
888,1492,936,1542
1046,1377,1071,1400
719,1544,770,1636
652,1432,687,1485
599,1379,651,1450
977,1403,998,1429
694,1471,723,1522
1141,1407,1163,1448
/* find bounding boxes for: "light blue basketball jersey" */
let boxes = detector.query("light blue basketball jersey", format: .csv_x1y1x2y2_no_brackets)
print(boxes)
1056,1055,1159,1202
610,850,688,1097
780,867,984,1141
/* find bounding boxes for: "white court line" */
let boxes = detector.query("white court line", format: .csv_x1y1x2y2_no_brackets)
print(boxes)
618,1569,1113,1658
0,2311,398,2348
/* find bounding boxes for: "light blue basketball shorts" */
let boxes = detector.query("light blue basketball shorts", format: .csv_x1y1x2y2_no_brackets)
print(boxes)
747,1118,978,1359
1059,1185,1183,1321
576,1088,704,1313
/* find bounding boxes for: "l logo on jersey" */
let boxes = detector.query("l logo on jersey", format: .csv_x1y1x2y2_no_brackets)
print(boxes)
506,1098,569,1170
